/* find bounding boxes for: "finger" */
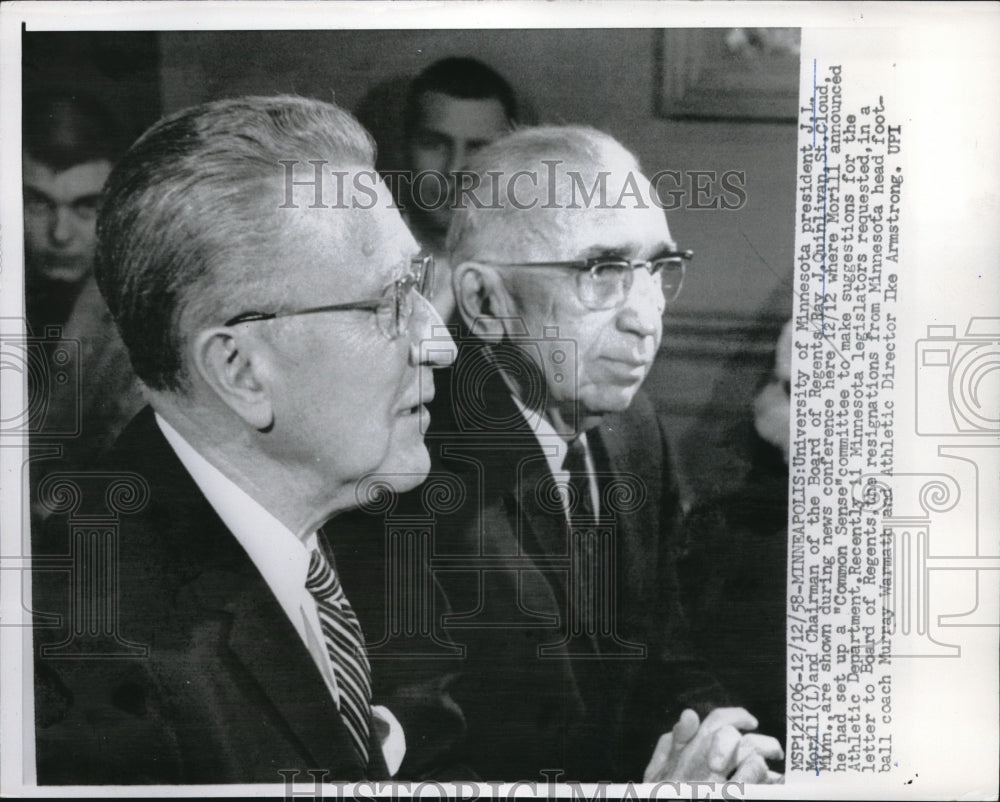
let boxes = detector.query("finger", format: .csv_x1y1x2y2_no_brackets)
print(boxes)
700,706,759,735
643,732,672,782
670,709,701,749
707,725,743,776
765,771,785,784
737,733,784,763
730,753,769,784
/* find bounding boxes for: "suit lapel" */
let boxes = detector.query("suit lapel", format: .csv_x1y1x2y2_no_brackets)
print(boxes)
476,366,571,567
514,450,571,568
225,581,369,779
119,409,376,778
594,408,661,555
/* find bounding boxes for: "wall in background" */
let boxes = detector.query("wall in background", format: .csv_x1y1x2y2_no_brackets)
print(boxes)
23,32,162,146
155,28,798,497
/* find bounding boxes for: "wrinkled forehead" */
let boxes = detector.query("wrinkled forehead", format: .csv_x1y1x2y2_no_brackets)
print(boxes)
546,203,673,260
22,155,112,198
485,163,673,259
416,91,510,137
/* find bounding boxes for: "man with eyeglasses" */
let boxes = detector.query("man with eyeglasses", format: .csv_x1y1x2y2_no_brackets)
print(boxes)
390,125,782,781
31,96,463,783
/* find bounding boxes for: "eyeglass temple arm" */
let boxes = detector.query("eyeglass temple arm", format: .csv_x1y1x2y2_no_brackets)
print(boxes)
224,299,382,327
480,250,694,269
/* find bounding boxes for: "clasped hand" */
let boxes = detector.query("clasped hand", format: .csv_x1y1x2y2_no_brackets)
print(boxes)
643,708,783,784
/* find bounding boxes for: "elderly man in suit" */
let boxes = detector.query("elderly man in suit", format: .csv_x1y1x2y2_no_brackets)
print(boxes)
391,125,783,781
31,95,461,784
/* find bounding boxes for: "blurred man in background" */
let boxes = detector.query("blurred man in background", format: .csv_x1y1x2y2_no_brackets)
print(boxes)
23,91,143,475
399,57,519,320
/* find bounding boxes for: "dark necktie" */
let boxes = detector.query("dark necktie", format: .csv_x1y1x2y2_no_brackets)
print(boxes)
563,434,601,643
305,546,372,765
563,434,597,525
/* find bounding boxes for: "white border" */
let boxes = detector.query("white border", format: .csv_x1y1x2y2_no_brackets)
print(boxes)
2,2,997,799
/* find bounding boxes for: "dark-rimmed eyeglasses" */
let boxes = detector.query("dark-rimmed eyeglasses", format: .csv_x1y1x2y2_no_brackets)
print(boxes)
478,250,692,312
224,255,434,340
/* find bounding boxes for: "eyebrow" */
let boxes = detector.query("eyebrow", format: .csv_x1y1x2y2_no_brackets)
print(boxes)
23,186,52,201
579,244,633,260
24,186,102,206
414,127,454,143
649,243,682,260
578,242,679,261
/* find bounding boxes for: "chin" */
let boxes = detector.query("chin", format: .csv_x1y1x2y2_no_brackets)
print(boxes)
378,445,432,494
581,386,641,417
347,446,430,515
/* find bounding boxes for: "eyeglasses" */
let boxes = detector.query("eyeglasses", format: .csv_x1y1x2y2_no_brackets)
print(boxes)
224,254,434,340
480,250,692,312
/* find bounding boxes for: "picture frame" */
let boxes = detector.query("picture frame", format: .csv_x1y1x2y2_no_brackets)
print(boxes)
656,28,801,121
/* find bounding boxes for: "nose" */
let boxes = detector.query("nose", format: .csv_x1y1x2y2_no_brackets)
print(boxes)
411,291,457,368
50,206,76,245
616,269,665,340
446,142,469,181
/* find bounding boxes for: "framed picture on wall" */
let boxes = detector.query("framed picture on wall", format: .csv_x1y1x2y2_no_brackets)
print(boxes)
656,27,801,121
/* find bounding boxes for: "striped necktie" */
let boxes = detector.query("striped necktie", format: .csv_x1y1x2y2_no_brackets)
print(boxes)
305,546,372,765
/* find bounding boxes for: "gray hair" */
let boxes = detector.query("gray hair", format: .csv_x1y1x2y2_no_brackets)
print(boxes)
446,125,644,267
94,95,375,392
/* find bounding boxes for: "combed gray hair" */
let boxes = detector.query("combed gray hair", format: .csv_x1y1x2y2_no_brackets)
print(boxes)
446,125,645,267
95,95,376,392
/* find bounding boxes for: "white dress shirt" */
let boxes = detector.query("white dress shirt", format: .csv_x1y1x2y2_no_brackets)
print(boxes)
156,414,405,775
510,397,600,519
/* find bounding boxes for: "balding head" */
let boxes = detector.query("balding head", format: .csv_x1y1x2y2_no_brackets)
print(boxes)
95,95,376,393
447,125,652,268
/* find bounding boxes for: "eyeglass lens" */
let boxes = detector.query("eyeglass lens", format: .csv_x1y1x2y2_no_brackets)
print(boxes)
581,258,684,309
381,255,434,339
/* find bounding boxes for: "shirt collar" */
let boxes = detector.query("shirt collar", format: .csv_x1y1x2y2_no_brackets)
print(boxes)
155,412,315,634
510,394,589,480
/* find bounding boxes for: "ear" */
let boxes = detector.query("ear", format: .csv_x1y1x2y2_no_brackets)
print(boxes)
191,327,275,431
452,261,510,340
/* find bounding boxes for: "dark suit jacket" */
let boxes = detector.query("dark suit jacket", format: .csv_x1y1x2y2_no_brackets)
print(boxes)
679,439,788,753
32,408,467,784
344,340,727,781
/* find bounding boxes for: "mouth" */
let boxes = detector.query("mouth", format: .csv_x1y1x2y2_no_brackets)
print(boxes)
400,395,434,416
603,356,653,370
37,253,88,269
600,356,653,384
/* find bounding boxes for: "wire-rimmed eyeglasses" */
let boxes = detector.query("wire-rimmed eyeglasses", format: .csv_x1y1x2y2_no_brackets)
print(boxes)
478,250,692,312
224,254,434,340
